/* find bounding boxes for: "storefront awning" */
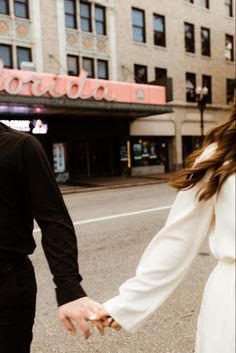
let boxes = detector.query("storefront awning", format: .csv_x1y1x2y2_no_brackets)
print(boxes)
0,94,172,119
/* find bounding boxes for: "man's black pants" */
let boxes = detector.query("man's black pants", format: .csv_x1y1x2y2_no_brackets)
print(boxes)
0,256,37,353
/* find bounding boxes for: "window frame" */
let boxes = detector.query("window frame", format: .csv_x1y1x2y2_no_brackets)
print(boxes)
224,0,233,17
226,78,236,104
97,59,109,80
14,0,29,19
95,4,106,35
65,0,77,29
0,0,10,15
184,22,195,53
80,2,92,33
153,14,166,47
0,44,13,68
202,74,212,104
82,57,94,78
225,34,234,62
186,72,196,102
198,0,210,9
201,27,211,56
134,64,148,84
16,46,32,69
132,7,146,43
155,67,167,83
67,54,80,76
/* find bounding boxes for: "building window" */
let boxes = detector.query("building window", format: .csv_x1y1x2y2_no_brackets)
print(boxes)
67,55,79,76
184,22,195,53
225,0,233,17
14,0,29,19
134,64,148,83
155,67,167,84
80,2,92,32
201,27,211,56
186,72,196,102
198,0,209,8
0,44,13,68
153,14,166,47
226,79,236,104
82,57,94,78
0,0,9,14
95,5,106,35
225,34,234,61
97,60,108,80
65,0,77,28
202,75,212,103
186,0,194,3
132,8,146,43
16,46,31,69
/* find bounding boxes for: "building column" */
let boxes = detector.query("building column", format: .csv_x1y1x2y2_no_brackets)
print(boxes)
108,1,118,81
32,0,43,71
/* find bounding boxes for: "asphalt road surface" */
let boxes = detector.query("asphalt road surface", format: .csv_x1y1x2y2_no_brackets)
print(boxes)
31,183,216,353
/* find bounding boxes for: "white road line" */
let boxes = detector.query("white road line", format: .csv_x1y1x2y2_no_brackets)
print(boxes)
33,204,172,233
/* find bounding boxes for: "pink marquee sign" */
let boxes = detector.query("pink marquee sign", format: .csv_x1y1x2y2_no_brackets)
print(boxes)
0,59,166,105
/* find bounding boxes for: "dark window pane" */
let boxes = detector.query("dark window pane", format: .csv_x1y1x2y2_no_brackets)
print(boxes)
153,14,166,46
226,78,236,104
155,68,167,83
134,64,148,83
17,46,31,69
67,55,79,76
14,0,29,18
0,0,9,14
186,72,196,102
97,60,108,79
185,22,195,53
202,75,212,103
0,44,13,68
201,27,211,56
82,57,94,78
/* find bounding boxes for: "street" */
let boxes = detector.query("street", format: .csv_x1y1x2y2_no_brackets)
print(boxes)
31,183,216,353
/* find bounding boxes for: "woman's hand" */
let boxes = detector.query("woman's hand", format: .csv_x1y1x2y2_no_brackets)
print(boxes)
89,306,122,331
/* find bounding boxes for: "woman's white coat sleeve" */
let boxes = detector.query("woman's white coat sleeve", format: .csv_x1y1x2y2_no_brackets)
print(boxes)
104,175,215,332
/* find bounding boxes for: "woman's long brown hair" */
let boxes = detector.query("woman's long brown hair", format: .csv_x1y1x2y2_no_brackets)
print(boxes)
170,102,236,201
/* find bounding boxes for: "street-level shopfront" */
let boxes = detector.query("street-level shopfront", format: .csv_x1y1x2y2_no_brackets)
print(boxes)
0,60,172,182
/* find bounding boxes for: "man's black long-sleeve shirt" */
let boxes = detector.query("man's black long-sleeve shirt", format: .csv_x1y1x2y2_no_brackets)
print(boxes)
0,122,86,305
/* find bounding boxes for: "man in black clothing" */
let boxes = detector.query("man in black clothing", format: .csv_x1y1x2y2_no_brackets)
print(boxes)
0,122,103,353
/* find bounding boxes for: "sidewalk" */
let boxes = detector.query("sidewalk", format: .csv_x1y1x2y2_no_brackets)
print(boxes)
59,171,176,194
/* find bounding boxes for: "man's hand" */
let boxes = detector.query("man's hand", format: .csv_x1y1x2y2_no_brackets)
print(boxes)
58,296,105,339
90,306,122,331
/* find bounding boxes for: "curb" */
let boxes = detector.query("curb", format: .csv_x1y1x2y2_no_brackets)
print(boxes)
60,178,169,195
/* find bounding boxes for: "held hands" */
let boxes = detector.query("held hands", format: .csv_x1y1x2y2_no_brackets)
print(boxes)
89,306,122,332
58,296,121,339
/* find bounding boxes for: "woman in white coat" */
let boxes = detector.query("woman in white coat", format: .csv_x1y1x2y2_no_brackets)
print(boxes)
93,103,236,353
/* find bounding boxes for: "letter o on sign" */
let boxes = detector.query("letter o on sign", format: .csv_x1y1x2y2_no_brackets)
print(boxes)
4,76,23,95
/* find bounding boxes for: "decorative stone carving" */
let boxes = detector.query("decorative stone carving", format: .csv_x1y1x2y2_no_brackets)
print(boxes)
82,37,92,48
17,24,28,37
15,21,31,41
0,21,9,34
67,34,77,46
